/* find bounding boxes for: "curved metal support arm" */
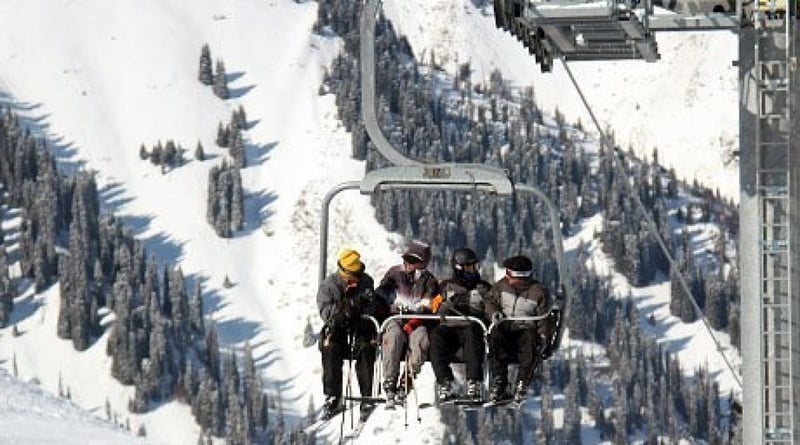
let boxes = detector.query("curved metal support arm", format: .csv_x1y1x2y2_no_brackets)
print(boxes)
378,314,488,337
319,181,361,285
361,0,420,167
515,184,574,351
360,0,513,188
361,314,382,338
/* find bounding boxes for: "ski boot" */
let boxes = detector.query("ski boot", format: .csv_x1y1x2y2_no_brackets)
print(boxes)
465,379,482,401
513,380,528,403
383,378,398,409
488,378,510,403
359,401,376,422
322,395,342,420
436,379,456,402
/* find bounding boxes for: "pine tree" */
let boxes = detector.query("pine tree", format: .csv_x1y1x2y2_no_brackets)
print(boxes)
216,122,229,148
539,382,555,443
206,323,221,380
230,169,244,231
258,392,269,432
150,142,163,166
213,59,229,100
229,130,246,168
189,283,205,340
302,317,316,347
169,266,189,348
243,345,262,429
236,105,247,130
0,292,12,329
194,141,205,161
562,374,582,444
139,143,149,160
163,140,178,167
198,44,213,86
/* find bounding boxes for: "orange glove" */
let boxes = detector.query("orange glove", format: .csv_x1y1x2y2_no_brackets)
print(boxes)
403,318,422,335
430,294,444,313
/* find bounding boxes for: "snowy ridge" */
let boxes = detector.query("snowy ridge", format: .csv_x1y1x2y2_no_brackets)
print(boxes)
0,367,145,444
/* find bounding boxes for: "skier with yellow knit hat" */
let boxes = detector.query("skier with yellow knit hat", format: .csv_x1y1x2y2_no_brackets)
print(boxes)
317,248,387,420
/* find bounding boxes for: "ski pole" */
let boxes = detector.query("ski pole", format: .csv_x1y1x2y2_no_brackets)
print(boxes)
407,349,421,423
339,329,354,444
403,348,410,428
348,329,355,428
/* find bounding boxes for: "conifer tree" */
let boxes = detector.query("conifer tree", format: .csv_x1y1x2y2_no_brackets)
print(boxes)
216,122,230,148
302,317,316,347
163,140,178,167
0,290,13,328
189,283,205,341
241,342,260,437
230,169,244,230
213,59,229,100
236,105,247,130
229,130,246,169
562,374,582,444
198,44,213,86
194,141,205,161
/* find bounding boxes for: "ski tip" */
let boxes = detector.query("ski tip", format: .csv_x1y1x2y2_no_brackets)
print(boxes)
482,399,517,408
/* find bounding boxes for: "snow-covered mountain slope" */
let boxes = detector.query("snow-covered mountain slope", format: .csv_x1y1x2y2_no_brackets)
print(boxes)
0,367,146,444
384,0,740,201
0,0,741,443
0,0,409,443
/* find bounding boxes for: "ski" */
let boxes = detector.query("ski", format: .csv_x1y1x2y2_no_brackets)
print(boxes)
482,398,524,409
342,404,377,441
383,398,399,410
344,396,387,404
440,398,486,407
301,406,346,435
342,420,368,441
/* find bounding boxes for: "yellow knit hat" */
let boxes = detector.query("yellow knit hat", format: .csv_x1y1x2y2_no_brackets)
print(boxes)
337,249,364,274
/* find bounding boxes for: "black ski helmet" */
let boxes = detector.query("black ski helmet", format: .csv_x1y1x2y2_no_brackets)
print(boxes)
452,248,480,283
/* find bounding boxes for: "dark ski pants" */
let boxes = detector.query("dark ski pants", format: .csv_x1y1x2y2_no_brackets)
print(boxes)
429,324,484,382
489,325,539,386
320,325,376,398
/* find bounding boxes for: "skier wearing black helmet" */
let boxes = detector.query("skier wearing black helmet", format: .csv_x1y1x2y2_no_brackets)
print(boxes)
485,255,555,404
428,247,491,402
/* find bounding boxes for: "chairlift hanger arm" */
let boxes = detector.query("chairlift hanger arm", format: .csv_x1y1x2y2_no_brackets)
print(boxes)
360,165,514,195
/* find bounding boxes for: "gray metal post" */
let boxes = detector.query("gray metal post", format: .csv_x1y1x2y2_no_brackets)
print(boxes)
318,181,360,286
739,25,763,444
361,0,420,167
515,184,574,351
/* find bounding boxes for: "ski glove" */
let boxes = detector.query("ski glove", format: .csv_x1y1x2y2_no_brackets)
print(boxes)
331,310,348,327
332,299,358,326
402,318,422,335
437,298,454,315
417,297,432,311
490,311,505,325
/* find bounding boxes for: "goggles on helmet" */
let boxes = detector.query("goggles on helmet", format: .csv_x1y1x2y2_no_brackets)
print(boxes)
454,262,478,273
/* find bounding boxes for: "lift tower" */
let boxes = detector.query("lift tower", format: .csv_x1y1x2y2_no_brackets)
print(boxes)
740,9,798,444
494,0,798,442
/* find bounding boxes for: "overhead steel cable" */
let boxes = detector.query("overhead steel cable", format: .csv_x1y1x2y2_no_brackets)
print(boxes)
559,58,743,390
